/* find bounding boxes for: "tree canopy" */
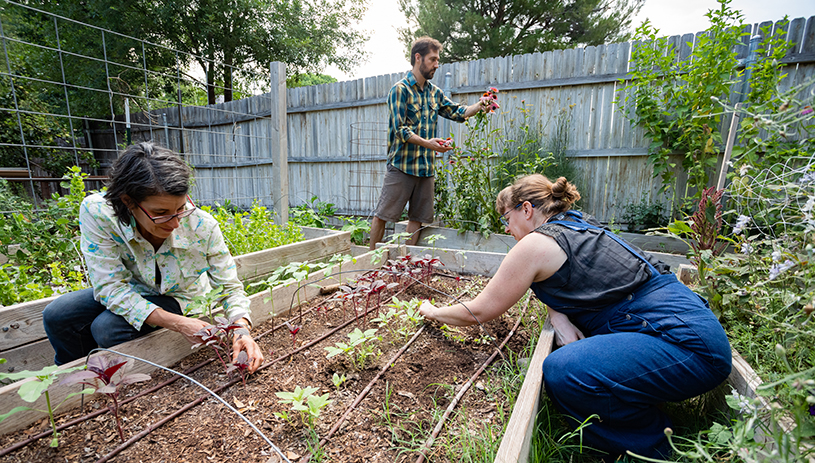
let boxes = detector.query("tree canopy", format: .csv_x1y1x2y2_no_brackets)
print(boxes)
398,0,644,62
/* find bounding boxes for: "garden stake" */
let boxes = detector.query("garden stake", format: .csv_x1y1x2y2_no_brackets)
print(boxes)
414,293,531,463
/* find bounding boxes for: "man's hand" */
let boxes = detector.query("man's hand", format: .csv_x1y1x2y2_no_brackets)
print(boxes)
426,138,454,153
232,334,264,373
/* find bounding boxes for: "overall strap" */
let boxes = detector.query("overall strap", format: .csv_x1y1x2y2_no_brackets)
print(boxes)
545,212,659,276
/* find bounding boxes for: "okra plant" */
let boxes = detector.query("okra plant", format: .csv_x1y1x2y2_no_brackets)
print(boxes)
274,385,333,427
325,328,381,370
0,365,94,447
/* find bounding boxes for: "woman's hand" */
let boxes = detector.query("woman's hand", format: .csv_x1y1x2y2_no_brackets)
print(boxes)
419,300,437,320
232,333,264,373
548,308,585,347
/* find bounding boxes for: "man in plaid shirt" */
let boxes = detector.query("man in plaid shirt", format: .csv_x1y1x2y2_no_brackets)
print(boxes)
369,36,483,250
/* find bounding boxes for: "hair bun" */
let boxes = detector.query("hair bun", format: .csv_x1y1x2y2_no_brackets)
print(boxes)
551,177,568,198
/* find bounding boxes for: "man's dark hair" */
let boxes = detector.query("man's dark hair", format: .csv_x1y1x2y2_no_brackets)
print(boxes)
105,142,192,226
410,36,442,66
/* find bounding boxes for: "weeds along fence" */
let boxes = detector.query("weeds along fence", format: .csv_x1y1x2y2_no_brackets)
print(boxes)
0,1,814,223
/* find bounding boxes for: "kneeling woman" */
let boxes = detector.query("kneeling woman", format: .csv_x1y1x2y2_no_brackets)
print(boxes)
43,143,263,373
419,174,731,459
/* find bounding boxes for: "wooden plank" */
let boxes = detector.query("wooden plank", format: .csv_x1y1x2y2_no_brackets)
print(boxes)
0,247,391,435
0,296,58,350
235,230,351,281
494,316,554,463
786,17,807,59
803,16,815,54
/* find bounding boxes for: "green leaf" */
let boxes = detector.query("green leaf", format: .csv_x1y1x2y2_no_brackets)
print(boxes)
0,405,33,423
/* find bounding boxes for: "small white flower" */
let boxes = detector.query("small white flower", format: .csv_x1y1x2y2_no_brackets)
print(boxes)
740,243,753,255
772,250,782,262
799,171,815,184
802,197,815,213
731,388,754,414
733,215,750,235
769,259,795,280
739,164,751,176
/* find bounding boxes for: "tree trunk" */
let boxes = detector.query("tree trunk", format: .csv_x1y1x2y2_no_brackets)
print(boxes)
224,52,233,103
206,61,216,105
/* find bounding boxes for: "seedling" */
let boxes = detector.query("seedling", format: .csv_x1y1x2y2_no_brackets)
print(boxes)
275,385,333,427
0,365,93,447
183,285,226,322
249,260,329,319
60,354,151,443
332,372,347,391
226,351,252,386
325,328,381,370
285,321,302,347
192,315,248,373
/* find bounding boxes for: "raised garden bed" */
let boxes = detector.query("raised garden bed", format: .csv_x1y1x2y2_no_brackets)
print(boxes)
0,227,351,378
393,221,691,270
0,245,547,463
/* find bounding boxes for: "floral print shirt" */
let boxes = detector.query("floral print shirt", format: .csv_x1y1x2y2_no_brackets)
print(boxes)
80,193,250,330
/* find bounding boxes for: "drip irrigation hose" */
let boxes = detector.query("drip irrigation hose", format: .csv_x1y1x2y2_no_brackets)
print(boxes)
297,286,477,462
0,306,322,457
297,325,427,463
414,294,532,463
92,285,414,463
88,348,291,463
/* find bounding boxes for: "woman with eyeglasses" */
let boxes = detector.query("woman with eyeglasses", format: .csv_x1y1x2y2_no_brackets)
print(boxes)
43,143,263,373
419,174,731,461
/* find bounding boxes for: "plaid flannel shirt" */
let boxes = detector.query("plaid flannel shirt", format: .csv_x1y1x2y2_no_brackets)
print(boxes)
387,71,468,177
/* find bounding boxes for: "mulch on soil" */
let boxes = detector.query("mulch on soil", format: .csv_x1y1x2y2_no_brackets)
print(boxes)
0,271,541,463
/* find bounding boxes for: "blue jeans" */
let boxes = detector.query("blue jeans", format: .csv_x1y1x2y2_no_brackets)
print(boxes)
42,288,182,365
542,273,732,459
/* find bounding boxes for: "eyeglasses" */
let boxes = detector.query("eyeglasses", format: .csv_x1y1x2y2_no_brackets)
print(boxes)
137,195,196,224
499,202,535,227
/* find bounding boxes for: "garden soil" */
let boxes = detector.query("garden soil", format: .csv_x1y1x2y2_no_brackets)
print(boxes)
0,271,541,463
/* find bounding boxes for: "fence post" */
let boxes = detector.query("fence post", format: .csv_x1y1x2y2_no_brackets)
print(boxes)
269,61,289,223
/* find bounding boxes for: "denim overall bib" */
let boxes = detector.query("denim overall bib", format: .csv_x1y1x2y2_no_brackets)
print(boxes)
535,211,732,459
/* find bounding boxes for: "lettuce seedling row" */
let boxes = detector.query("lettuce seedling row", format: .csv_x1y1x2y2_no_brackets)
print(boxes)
0,253,540,462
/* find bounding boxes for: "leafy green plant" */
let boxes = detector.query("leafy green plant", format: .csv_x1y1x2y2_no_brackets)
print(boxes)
274,385,333,427
203,201,304,256
290,195,336,228
373,297,425,343
331,372,346,391
339,216,370,245
618,0,789,204
183,285,226,322
436,96,574,235
0,365,94,447
325,327,381,370
248,260,329,315
621,194,670,233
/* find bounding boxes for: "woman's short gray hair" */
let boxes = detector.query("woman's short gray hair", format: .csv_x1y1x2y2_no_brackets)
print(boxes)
105,142,192,225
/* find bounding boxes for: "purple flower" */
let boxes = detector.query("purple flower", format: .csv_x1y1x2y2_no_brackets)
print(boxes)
733,215,750,235
810,404,814,416
769,259,794,280
802,106,813,116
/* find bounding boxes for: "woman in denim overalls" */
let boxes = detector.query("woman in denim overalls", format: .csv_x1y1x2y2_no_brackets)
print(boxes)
420,174,731,460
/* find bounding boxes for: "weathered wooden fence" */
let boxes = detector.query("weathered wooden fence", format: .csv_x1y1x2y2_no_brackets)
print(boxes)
86,15,815,224
278,15,815,223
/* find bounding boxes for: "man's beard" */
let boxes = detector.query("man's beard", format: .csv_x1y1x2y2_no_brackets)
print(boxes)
420,59,435,80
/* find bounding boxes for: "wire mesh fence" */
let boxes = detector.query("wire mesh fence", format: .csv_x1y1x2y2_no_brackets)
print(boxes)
0,0,279,210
